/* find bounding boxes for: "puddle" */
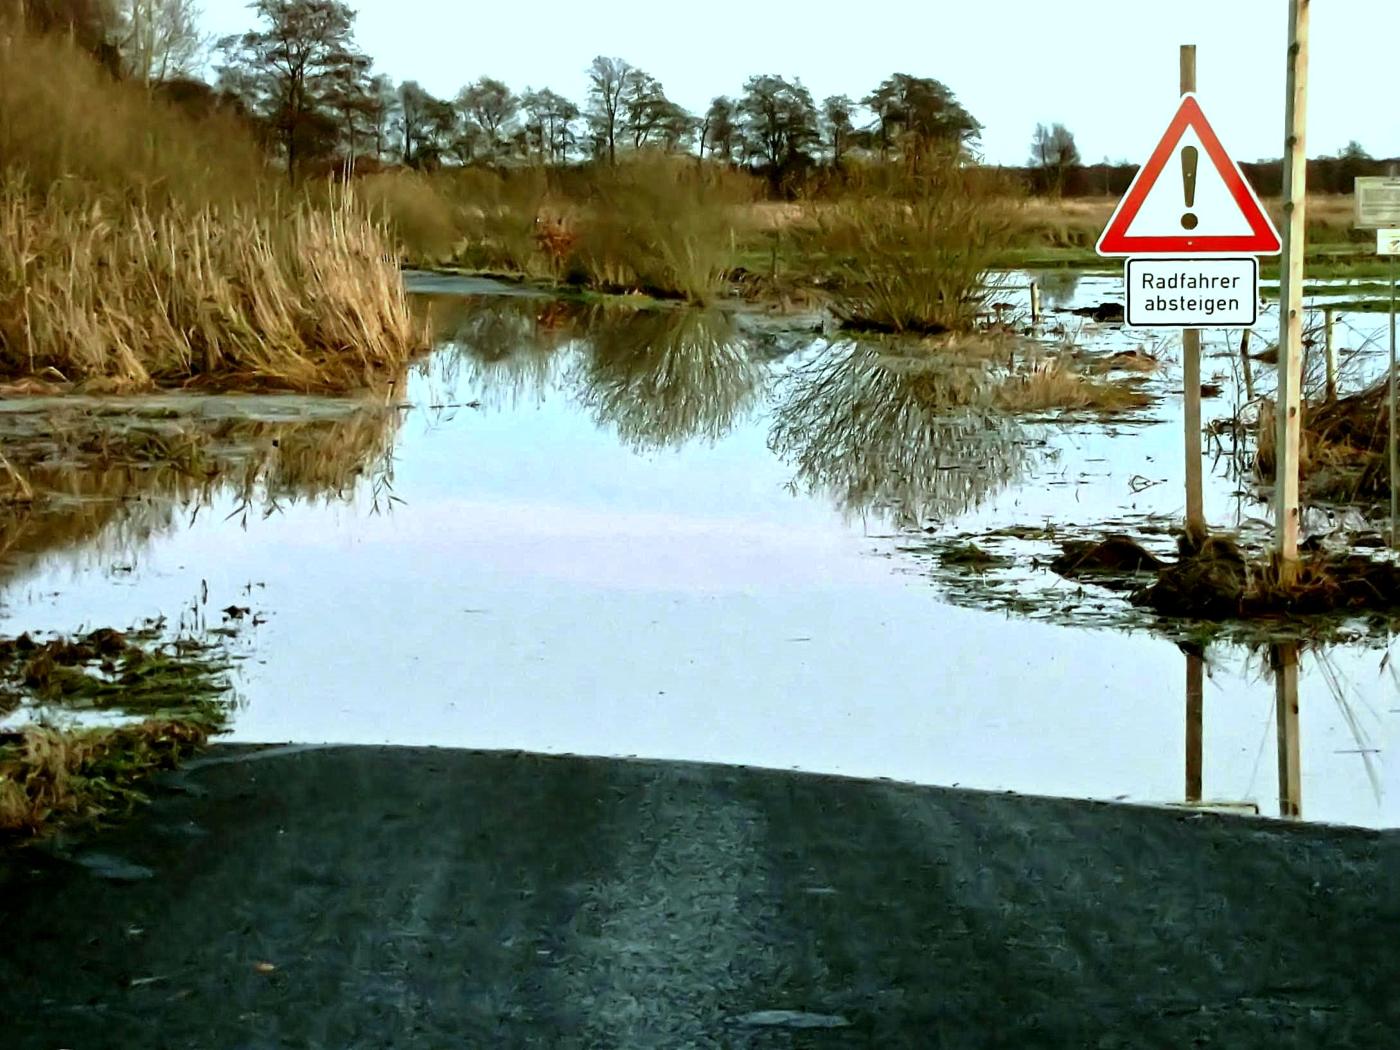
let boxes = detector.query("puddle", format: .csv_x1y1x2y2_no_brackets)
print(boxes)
0,276,1396,828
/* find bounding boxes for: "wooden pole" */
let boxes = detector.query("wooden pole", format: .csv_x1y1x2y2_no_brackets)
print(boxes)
1273,642,1302,819
1180,45,1205,539
1324,308,1337,401
1390,256,1397,544
1185,650,1203,804
1029,281,1041,327
1275,0,1310,584
1239,329,1255,401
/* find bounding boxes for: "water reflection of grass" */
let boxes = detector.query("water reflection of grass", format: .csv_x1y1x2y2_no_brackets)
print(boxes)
573,308,763,450
424,294,575,409
0,399,398,838
0,398,401,584
770,341,1032,526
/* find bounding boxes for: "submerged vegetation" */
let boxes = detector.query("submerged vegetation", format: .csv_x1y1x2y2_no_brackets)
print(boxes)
0,624,236,837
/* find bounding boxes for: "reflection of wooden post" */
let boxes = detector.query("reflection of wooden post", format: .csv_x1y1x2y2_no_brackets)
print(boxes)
1324,308,1337,401
1181,45,1205,536
1185,651,1204,803
1275,0,1311,584
1239,329,1255,401
1274,642,1302,819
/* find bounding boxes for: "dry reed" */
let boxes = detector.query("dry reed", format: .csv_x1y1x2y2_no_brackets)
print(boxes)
0,181,426,391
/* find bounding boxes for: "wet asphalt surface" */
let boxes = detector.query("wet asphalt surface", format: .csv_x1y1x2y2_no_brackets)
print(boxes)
1,745,1396,1048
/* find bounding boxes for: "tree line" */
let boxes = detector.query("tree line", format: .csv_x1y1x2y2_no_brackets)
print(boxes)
15,0,1390,197
203,0,984,190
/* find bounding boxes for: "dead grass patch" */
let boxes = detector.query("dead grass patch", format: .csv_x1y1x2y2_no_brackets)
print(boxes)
994,358,1153,413
0,182,427,391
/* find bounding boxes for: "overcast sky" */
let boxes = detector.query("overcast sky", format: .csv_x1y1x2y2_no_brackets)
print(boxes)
199,0,1396,166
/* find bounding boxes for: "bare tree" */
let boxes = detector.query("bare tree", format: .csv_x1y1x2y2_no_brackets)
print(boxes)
396,80,454,168
115,0,205,86
700,96,735,162
217,0,371,182
363,73,396,161
864,74,980,169
456,76,517,161
822,94,855,167
737,74,819,192
521,87,579,164
585,55,631,165
1029,122,1079,196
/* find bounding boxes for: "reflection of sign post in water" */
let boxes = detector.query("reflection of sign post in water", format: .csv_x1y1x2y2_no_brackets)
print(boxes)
1096,53,1280,539
1273,643,1302,819
1185,648,1203,804
1355,177,1400,544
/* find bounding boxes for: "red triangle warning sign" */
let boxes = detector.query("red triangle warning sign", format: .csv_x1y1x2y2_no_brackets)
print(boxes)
1096,94,1281,257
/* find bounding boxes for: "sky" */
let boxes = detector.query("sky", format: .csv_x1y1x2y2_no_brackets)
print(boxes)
198,0,1398,166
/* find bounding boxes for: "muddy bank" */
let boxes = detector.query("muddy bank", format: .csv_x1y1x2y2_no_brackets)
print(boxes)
0,745,1393,1048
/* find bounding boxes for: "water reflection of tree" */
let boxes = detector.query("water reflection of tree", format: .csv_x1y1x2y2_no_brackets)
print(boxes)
769,340,1029,526
0,400,401,587
421,294,577,409
572,307,763,450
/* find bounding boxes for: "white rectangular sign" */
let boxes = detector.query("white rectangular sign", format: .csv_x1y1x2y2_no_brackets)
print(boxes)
1378,228,1400,255
1125,257,1259,328
1356,177,1400,229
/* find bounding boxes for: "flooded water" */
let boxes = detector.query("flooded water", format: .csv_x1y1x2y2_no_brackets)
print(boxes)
2,274,1396,828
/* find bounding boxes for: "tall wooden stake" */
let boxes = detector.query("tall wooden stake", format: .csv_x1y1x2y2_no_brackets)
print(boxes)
1181,45,1205,538
1275,0,1310,583
1390,255,1397,544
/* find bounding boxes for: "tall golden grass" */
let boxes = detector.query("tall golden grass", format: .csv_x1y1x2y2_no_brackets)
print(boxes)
0,27,426,391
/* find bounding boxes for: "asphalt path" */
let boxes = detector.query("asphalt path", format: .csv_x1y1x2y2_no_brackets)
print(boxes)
1,745,1394,1048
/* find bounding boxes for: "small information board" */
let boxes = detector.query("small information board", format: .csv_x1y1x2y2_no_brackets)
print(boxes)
1378,229,1400,256
1355,178,1400,229
1125,257,1258,328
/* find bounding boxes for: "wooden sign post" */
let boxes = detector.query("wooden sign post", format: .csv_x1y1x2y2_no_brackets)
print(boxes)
1096,52,1279,544
1179,46,1205,535
1274,0,1310,584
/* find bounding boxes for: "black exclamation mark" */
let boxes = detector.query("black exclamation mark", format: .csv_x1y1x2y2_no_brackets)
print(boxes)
1180,146,1199,230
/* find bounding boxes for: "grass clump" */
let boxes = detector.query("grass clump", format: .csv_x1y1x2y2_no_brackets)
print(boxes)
575,306,762,447
1132,531,1400,620
369,159,754,303
0,398,401,585
798,160,1017,333
769,340,1027,524
994,358,1153,414
568,157,754,302
0,182,426,391
1255,386,1393,508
